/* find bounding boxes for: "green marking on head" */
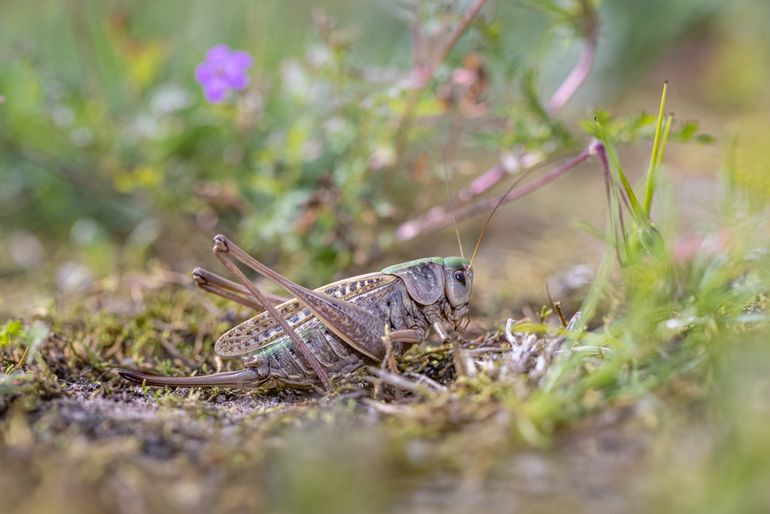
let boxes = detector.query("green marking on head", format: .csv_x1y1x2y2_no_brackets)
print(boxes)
381,256,471,275
381,257,443,275
443,256,470,269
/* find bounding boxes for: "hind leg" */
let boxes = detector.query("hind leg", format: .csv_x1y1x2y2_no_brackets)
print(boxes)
193,267,288,312
211,235,333,391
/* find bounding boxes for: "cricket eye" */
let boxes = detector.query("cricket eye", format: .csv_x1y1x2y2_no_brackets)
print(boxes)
453,271,466,285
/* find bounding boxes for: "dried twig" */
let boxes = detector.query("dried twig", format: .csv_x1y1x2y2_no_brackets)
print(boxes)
404,372,447,392
366,366,436,396
362,398,412,415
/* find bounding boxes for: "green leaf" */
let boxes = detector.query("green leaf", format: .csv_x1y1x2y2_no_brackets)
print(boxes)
0,320,24,347
678,121,699,141
24,321,50,365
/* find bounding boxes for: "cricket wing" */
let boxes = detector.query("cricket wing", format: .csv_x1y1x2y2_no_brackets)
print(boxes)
214,272,396,358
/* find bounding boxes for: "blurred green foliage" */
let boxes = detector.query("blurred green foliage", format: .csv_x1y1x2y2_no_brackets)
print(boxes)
1,97,769,512
3,2,770,513
0,0,731,286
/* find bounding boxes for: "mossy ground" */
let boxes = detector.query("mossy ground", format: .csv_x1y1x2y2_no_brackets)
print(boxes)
3,124,770,514
0,271,651,514
2,253,760,514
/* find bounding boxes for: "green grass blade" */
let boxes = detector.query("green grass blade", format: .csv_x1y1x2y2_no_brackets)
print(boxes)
654,114,674,172
643,81,669,215
603,139,646,222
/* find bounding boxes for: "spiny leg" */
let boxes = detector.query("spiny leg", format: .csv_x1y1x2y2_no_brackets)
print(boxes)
212,234,390,361
193,267,288,312
375,328,424,400
421,305,468,377
211,236,333,391
388,329,423,345
193,268,265,311
385,329,424,370
194,267,289,304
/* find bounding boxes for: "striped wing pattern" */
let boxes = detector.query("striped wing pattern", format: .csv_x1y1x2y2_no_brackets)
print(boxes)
214,272,397,358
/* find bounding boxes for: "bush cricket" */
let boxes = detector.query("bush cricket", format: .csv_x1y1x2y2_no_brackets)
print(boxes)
117,153,530,392
118,235,474,392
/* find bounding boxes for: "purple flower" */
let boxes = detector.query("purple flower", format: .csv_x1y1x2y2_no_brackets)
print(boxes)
195,44,253,103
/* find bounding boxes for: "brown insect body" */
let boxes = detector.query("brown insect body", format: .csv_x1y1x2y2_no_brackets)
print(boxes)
118,238,473,391
222,272,412,389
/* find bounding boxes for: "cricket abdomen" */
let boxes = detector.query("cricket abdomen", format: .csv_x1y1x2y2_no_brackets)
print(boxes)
242,323,370,386
239,278,429,388
214,272,394,357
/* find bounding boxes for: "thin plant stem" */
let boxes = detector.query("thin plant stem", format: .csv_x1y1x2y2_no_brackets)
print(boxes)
396,146,592,241
395,0,599,241
393,0,489,158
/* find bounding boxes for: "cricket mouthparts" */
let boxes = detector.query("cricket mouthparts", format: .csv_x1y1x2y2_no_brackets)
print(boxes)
433,321,449,341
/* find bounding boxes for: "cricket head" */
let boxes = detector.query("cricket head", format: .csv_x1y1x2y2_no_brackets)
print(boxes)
442,256,473,311
382,256,473,336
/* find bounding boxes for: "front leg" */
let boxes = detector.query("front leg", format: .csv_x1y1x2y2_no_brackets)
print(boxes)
421,303,457,342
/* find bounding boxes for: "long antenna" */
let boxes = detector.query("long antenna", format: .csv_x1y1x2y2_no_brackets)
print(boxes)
441,153,465,259
469,155,555,267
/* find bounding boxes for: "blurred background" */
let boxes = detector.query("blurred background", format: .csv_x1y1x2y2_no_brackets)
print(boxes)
2,2,770,513
2,0,768,317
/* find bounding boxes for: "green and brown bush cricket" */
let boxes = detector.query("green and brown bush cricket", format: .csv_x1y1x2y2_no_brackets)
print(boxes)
118,234,475,392
117,154,530,393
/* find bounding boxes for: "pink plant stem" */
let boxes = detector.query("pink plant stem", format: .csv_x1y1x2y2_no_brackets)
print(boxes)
591,139,628,254
550,0,598,113
396,3,598,241
411,0,424,68
395,146,592,242
428,0,488,81
590,139,612,207
548,37,597,113
457,164,505,203
592,140,631,211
